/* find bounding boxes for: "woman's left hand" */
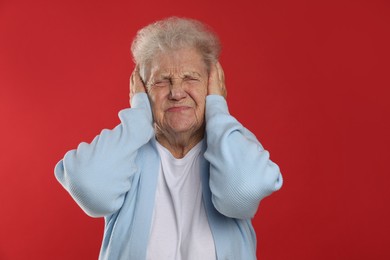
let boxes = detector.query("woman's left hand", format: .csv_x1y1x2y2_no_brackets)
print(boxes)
208,62,227,98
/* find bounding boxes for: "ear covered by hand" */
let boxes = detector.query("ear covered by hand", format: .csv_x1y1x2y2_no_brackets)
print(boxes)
208,61,227,98
129,67,147,106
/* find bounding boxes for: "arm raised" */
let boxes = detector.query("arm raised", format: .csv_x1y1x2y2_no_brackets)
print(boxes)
205,63,283,219
54,70,153,217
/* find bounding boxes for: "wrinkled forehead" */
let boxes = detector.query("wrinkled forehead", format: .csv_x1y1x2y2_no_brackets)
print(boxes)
142,48,209,81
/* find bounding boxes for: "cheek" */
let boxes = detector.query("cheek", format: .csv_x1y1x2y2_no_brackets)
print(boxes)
189,84,208,102
148,89,166,106
148,93,164,119
191,93,207,118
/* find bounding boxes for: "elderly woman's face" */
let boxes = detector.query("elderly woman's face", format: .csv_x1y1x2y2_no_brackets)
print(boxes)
146,47,208,137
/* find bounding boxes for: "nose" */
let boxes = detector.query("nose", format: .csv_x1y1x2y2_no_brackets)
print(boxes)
169,79,187,100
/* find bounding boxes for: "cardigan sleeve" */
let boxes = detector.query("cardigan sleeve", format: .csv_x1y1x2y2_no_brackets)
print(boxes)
54,93,154,218
204,95,283,219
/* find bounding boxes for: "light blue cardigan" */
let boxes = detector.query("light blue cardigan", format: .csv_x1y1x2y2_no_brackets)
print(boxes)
55,94,283,260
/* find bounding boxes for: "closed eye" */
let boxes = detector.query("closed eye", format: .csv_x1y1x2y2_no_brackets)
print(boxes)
151,79,171,87
183,76,200,82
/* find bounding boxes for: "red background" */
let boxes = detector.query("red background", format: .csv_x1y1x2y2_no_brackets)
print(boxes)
1,0,389,259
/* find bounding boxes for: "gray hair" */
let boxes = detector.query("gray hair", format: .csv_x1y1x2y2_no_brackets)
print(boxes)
131,17,221,81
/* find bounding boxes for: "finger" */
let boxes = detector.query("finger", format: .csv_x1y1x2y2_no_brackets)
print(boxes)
129,72,134,106
215,62,227,98
208,62,218,86
136,72,147,92
130,71,135,90
216,61,224,82
207,63,219,95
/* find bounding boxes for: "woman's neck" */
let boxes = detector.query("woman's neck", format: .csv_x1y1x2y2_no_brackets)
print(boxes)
155,128,204,159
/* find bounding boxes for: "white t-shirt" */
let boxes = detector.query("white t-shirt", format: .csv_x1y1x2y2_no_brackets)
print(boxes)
146,141,216,260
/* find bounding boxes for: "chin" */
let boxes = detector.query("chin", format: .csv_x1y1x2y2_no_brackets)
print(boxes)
169,122,201,135
170,125,195,134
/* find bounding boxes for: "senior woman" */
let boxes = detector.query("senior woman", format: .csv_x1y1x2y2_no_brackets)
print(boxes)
55,17,283,260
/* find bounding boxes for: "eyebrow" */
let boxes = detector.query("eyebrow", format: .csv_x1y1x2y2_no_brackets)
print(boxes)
154,71,202,78
182,71,202,77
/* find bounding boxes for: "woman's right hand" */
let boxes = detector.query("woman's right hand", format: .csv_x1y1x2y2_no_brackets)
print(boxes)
130,67,147,107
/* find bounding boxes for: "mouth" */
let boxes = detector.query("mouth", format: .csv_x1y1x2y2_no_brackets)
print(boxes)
166,106,191,112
